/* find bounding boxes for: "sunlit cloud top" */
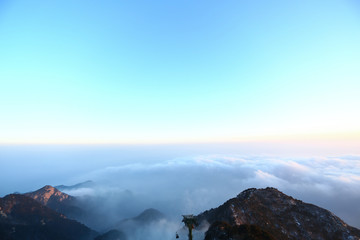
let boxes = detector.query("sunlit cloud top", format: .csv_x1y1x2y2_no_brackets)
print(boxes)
0,0,359,144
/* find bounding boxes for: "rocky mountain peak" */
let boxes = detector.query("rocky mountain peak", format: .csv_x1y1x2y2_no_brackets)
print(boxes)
198,187,360,240
23,185,84,222
235,187,299,211
236,187,257,199
25,185,74,206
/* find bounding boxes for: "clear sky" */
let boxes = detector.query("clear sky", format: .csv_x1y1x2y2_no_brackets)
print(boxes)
0,0,359,144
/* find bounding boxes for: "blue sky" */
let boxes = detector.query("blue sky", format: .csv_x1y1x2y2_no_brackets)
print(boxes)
0,0,359,144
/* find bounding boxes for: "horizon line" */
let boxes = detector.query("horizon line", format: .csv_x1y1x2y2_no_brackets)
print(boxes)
0,131,359,146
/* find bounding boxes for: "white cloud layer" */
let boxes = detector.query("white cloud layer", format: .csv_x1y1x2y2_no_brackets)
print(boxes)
67,154,360,230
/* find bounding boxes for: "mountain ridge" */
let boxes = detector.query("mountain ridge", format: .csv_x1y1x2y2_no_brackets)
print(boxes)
0,194,96,240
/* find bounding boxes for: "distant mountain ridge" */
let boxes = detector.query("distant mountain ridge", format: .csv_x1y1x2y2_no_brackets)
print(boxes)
102,208,167,240
197,187,360,240
56,180,95,192
132,208,166,223
113,207,166,230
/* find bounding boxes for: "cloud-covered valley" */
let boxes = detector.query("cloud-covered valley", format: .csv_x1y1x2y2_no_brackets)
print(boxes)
63,154,360,230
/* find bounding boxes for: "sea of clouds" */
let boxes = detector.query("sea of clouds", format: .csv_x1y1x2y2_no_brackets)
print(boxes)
1,144,360,239
61,154,360,230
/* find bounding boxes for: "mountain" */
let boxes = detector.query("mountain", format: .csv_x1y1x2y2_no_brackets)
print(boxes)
114,208,166,229
132,208,166,223
25,185,75,206
204,222,275,240
107,208,167,239
197,187,360,240
24,185,84,220
0,194,96,240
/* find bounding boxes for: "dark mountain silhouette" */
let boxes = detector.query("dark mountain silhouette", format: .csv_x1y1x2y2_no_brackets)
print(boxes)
197,187,360,240
25,185,84,220
0,194,96,240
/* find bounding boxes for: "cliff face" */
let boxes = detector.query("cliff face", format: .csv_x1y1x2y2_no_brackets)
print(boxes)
197,188,360,240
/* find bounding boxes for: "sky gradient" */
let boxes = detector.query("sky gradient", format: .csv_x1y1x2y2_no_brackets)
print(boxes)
1,0,360,144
